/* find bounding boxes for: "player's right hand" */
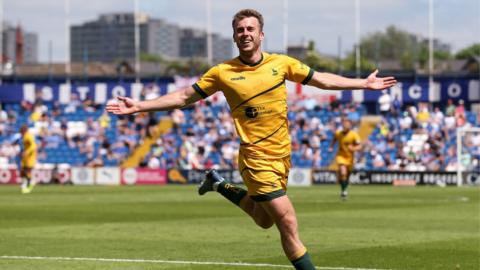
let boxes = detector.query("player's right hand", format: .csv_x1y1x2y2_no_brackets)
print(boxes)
106,96,139,115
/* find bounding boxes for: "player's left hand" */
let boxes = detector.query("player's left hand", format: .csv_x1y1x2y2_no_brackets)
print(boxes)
106,96,139,115
365,69,397,90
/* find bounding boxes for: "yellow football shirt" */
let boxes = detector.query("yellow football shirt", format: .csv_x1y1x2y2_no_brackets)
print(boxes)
21,131,37,168
193,52,313,159
335,130,360,166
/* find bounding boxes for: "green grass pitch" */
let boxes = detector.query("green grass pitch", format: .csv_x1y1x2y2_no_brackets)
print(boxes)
0,185,478,270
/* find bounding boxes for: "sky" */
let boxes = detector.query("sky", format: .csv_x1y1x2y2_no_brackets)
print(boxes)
2,0,480,63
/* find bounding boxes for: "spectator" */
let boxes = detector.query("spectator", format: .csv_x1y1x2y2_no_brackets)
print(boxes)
171,109,185,131
378,90,392,116
416,103,430,126
51,101,62,118
83,97,97,112
445,99,456,116
391,95,402,117
147,155,161,168
444,112,456,131
455,99,466,118
64,93,82,114
347,105,361,126
371,150,386,169
456,113,468,127
431,107,444,125
20,100,33,115
188,146,207,170
399,111,413,129
98,111,111,129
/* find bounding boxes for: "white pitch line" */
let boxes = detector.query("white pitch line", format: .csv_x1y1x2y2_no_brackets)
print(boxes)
0,255,397,270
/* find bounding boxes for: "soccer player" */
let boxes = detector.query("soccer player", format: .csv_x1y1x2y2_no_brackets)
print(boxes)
329,118,361,199
19,124,37,194
106,9,396,269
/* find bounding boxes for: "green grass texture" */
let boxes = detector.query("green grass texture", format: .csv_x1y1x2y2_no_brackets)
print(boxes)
0,185,478,270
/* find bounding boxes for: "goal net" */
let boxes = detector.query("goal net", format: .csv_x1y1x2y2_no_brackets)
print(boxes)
456,127,480,186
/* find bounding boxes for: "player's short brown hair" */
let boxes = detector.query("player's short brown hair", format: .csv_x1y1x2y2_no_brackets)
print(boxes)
232,9,264,31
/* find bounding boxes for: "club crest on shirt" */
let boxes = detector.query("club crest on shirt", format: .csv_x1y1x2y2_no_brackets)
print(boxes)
271,68,278,76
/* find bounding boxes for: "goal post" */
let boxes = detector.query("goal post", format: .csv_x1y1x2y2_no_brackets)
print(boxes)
456,127,480,187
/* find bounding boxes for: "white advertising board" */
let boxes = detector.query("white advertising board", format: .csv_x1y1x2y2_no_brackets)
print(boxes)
288,168,312,187
95,167,120,185
71,167,95,185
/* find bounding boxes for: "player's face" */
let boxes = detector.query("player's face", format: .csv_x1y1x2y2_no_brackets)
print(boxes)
233,17,264,54
342,119,351,131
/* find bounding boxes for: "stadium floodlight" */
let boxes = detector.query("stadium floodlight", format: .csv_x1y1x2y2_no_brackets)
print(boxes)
456,127,480,187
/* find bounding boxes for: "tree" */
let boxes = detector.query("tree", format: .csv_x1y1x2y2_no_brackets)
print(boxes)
344,25,452,70
302,41,338,72
342,53,376,73
140,53,164,63
304,51,338,72
164,59,210,76
455,44,480,59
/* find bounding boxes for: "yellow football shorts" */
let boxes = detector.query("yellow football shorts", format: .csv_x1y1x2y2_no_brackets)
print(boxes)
336,155,354,171
238,152,291,202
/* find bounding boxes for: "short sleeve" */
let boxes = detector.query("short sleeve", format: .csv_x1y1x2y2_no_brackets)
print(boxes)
353,132,361,144
192,66,220,99
334,130,341,140
284,56,314,85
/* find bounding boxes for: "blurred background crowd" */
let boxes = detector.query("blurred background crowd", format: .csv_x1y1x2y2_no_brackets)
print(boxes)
2,88,477,173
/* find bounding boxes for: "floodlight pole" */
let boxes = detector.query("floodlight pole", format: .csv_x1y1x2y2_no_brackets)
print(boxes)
283,0,288,54
65,0,71,84
456,128,463,187
428,0,434,93
355,0,361,78
206,0,212,66
134,0,140,83
0,0,3,84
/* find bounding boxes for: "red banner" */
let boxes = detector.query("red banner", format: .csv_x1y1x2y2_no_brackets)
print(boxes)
121,168,167,185
0,169,19,184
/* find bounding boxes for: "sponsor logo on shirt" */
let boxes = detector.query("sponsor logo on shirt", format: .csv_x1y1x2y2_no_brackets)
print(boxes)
245,106,259,118
244,106,274,119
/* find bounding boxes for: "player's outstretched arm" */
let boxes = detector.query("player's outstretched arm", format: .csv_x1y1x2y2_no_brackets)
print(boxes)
307,69,397,91
105,86,202,115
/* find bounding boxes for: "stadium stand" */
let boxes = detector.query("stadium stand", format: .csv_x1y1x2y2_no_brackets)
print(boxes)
362,101,478,171
0,96,478,172
0,95,174,168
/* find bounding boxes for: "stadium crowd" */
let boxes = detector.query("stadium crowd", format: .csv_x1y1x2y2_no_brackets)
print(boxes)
362,94,479,171
0,89,478,172
142,92,478,172
0,87,165,167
